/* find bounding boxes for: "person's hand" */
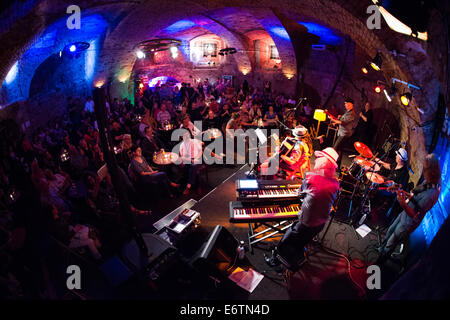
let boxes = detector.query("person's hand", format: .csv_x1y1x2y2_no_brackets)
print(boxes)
359,112,363,117
396,189,408,205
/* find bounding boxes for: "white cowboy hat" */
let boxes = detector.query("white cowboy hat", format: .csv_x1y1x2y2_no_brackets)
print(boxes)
314,147,339,167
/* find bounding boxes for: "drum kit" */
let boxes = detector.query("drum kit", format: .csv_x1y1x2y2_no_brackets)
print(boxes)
341,141,389,225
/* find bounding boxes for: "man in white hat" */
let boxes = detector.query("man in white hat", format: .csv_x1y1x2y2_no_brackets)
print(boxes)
376,147,409,188
265,147,340,270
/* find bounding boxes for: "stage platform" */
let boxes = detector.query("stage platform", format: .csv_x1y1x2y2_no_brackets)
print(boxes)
153,164,392,299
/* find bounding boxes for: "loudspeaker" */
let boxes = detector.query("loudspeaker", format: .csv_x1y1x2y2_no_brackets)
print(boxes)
190,225,239,280
121,233,177,282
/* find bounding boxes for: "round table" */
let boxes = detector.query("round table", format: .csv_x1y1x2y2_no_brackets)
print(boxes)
153,151,179,165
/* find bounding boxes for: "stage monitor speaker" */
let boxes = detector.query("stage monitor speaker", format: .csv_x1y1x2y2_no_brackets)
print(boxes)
121,233,177,282
190,225,239,280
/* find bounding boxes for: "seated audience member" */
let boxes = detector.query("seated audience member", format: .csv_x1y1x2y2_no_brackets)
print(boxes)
179,131,204,195
239,106,253,128
220,104,232,129
204,110,219,130
47,204,103,260
84,97,95,113
140,126,164,161
177,105,189,125
180,114,201,137
249,101,263,123
264,105,279,127
225,112,242,139
110,121,126,146
129,145,179,198
156,103,172,126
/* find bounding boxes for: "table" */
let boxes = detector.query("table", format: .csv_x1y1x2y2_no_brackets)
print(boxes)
153,151,179,165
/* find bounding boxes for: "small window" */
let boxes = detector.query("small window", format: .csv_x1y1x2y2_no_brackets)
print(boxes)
203,43,217,57
270,45,280,60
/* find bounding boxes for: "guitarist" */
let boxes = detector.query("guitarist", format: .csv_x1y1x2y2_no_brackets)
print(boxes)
329,97,357,168
377,154,441,262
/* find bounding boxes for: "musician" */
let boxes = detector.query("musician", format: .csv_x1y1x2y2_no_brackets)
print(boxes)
377,148,409,188
355,102,374,149
330,97,357,168
265,147,340,270
377,154,441,262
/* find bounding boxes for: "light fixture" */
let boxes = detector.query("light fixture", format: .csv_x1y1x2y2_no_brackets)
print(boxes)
374,85,382,93
383,89,392,102
64,42,90,55
95,80,105,88
170,46,178,58
136,50,145,59
313,109,327,138
371,1,428,41
139,83,144,89
400,92,412,106
370,52,382,71
361,66,369,74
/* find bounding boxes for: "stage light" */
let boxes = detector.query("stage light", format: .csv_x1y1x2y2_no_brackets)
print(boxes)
374,85,382,93
136,50,145,59
370,52,382,71
170,46,178,58
361,66,369,74
139,83,144,89
69,45,77,52
400,92,412,106
383,89,392,102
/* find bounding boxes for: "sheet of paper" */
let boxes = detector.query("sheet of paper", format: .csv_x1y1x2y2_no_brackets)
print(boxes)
356,224,372,238
228,267,264,293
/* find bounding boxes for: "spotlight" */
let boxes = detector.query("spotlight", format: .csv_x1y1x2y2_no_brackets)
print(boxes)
139,83,144,89
136,50,145,59
374,85,382,93
370,52,382,71
361,66,369,74
69,45,77,52
400,92,412,106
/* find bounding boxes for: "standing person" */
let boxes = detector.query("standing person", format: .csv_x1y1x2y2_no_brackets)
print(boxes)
377,154,441,262
178,131,204,195
330,97,357,168
265,147,340,270
356,102,374,149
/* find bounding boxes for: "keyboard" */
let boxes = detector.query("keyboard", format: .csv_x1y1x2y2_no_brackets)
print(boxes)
229,201,301,223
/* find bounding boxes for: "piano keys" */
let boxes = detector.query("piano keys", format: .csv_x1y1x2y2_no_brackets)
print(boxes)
229,201,300,223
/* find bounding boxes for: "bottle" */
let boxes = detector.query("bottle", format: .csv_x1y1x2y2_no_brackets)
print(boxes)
237,241,245,260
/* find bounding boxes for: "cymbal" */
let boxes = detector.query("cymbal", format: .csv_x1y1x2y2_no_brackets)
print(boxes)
355,156,380,171
354,141,373,159
365,172,385,184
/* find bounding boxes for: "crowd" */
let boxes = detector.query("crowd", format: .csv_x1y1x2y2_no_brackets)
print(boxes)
0,77,309,298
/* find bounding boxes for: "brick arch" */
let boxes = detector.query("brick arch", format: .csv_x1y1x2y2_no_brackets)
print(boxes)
0,0,436,180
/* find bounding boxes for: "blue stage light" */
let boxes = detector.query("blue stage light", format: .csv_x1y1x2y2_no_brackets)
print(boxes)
69,44,77,52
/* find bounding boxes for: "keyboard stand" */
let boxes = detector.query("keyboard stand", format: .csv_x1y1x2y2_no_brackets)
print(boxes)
247,220,294,254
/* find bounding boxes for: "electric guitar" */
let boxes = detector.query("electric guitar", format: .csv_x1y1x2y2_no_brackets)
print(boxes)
379,182,413,202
